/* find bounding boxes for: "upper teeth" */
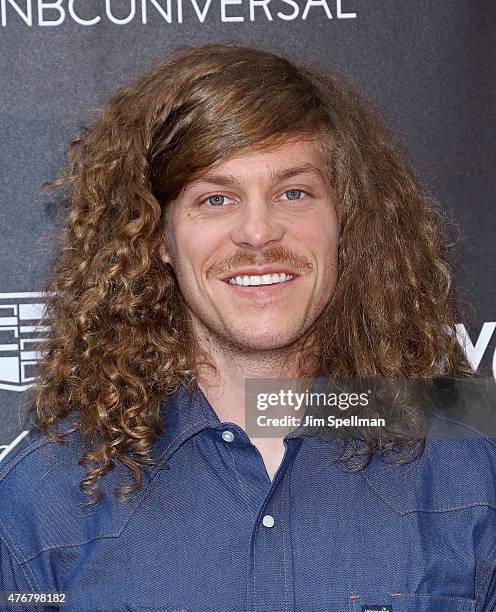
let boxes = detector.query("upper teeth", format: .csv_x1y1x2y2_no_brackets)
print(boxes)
228,273,294,286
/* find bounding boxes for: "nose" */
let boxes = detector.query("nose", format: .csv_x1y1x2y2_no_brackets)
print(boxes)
230,197,285,250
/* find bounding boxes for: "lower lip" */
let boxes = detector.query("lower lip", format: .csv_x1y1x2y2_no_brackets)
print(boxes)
220,276,299,298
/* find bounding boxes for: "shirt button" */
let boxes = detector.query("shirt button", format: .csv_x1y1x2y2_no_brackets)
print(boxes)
262,514,275,528
221,430,234,442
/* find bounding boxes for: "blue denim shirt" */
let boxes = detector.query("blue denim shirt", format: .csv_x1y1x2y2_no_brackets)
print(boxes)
1,381,496,612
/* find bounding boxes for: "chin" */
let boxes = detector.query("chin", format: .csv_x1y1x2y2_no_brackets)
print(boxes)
228,328,302,352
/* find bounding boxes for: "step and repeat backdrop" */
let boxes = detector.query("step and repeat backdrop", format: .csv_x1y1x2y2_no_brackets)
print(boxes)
0,1,495,459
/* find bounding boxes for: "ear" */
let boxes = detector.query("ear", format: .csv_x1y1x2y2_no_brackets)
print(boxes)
159,243,172,266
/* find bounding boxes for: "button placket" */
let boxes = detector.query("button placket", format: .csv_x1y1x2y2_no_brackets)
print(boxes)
249,439,302,612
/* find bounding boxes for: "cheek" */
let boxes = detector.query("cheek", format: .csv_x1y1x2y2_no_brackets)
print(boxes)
295,218,338,261
173,228,217,287
317,210,339,260
294,218,338,297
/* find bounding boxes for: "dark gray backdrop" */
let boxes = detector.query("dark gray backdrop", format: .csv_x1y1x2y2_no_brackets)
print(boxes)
1,0,495,459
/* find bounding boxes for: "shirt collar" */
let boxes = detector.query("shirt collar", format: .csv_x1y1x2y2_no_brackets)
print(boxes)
153,377,435,470
154,380,221,461
154,378,315,465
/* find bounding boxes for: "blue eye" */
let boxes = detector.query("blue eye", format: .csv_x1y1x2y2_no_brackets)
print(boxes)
203,194,227,207
284,189,306,201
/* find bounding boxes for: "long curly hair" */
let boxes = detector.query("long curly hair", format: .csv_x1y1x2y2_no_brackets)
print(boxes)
24,42,474,507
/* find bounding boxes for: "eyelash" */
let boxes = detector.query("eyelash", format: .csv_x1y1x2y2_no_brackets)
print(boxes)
199,188,310,207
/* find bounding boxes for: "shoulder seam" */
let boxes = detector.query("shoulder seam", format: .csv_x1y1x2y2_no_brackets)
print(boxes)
430,411,496,449
0,438,50,482
0,514,28,564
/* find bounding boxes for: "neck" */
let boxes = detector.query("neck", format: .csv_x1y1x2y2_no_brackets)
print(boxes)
192,324,318,431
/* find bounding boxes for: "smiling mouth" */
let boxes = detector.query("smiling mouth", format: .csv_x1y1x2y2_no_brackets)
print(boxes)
226,273,295,286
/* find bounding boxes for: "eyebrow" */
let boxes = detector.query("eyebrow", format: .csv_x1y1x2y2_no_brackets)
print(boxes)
184,163,325,191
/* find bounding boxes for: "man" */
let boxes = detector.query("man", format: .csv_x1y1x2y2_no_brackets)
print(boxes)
0,42,495,612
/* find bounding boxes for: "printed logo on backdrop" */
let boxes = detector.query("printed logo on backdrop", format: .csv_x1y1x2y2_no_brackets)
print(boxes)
0,290,495,462
456,322,496,379
0,0,357,27
0,292,47,392
0,292,47,462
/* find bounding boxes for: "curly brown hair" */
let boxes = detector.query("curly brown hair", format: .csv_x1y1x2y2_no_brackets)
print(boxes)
24,42,474,508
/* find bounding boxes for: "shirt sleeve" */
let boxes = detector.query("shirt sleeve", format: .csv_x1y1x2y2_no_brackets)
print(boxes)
0,535,38,612
479,561,496,612
477,532,496,612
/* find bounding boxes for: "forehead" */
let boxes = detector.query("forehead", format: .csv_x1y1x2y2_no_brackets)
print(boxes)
216,137,321,169
184,137,326,189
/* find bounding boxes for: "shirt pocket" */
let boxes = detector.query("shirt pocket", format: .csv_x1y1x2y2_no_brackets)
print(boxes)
348,591,476,612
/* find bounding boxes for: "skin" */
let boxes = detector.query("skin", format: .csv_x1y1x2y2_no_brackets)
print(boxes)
160,136,339,481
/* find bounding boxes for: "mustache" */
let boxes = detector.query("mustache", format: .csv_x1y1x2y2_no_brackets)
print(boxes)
206,245,314,278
